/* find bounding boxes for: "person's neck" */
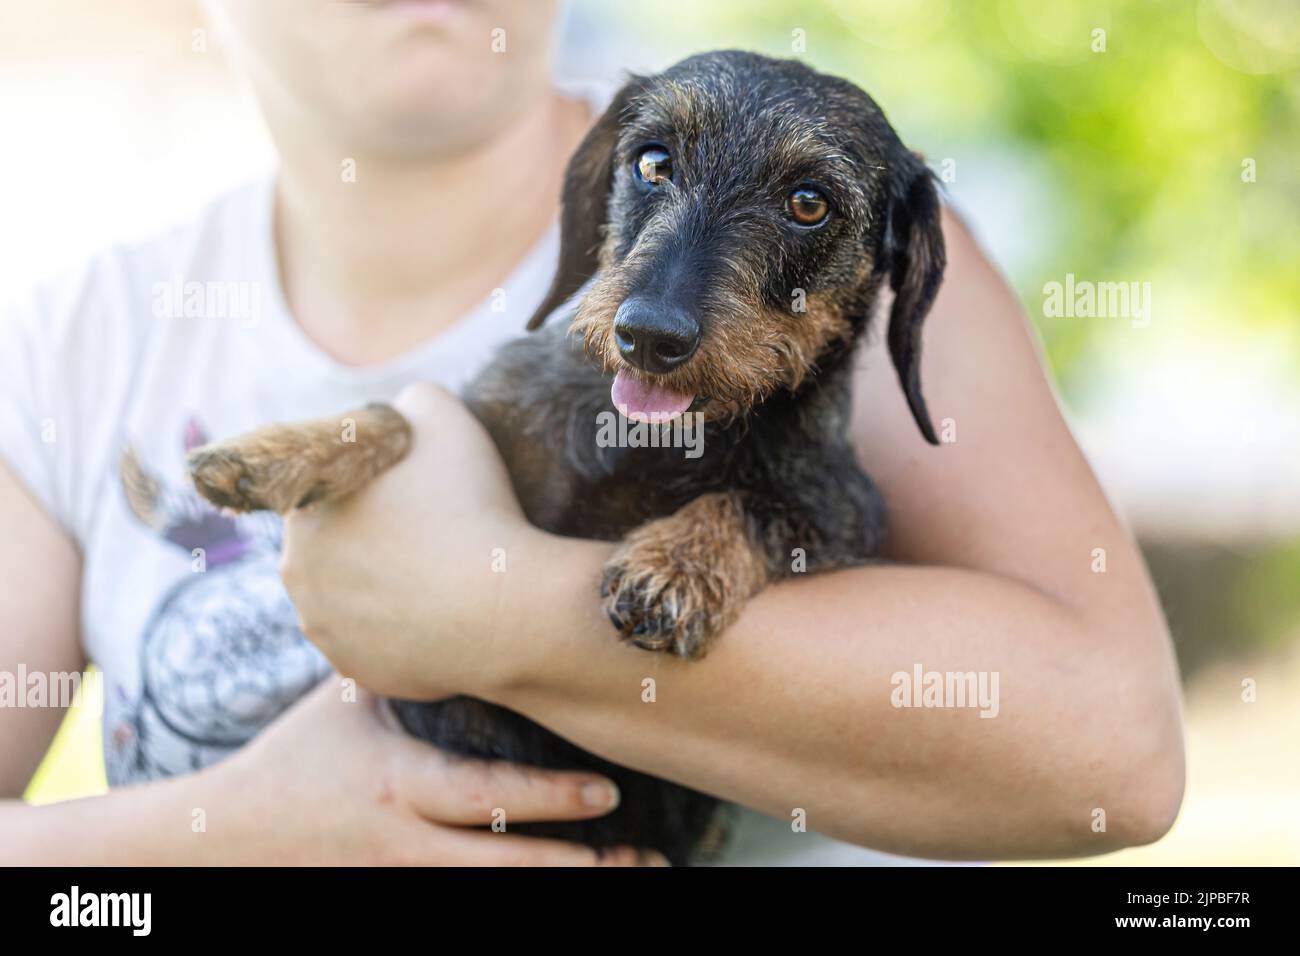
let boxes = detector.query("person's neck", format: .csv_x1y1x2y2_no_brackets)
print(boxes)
272,90,589,366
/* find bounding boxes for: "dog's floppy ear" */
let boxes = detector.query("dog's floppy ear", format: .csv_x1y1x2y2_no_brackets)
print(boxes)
526,79,645,331
882,151,946,445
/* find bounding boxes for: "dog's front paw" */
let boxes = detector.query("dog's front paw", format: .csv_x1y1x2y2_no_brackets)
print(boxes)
188,437,310,514
187,404,412,515
601,553,719,657
599,493,767,659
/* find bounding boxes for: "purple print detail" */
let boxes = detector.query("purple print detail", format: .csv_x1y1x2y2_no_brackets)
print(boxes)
110,417,325,785
183,417,208,453
119,417,256,569
162,509,249,565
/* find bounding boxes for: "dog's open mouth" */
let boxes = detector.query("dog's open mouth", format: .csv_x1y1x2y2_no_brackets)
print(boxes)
611,368,696,423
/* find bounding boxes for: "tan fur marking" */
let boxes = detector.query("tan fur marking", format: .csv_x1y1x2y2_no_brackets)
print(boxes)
187,403,412,515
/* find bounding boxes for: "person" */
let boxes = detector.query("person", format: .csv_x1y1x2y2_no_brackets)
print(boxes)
0,0,1183,865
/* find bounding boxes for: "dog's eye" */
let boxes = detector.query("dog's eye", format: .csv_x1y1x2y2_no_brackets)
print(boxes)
787,187,830,226
634,146,673,187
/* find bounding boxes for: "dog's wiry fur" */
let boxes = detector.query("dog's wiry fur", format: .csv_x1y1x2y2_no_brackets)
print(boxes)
189,403,412,514
188,51,945,865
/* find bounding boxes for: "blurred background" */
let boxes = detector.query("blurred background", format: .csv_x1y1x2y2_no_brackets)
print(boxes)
4,0,1297,864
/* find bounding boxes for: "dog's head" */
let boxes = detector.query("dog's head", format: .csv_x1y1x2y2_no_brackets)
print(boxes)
528,51,945,443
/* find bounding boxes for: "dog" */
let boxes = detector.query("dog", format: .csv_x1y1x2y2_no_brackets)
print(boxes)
187,50,945,865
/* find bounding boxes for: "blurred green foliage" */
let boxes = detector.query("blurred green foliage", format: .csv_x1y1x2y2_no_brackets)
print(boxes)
599,0,1300,397
1146,539,1300,675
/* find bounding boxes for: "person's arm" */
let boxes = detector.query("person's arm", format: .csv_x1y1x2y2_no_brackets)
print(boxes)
281,213,1184,860
0,463,653,866
0,461,84,797
2,678,662,866
1,674,652,866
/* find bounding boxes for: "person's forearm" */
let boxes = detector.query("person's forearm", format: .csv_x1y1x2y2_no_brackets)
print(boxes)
1,766,244,865
489,533,1184,860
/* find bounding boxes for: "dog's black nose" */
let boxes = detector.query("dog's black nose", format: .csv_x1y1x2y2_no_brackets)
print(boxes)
612,299,701,374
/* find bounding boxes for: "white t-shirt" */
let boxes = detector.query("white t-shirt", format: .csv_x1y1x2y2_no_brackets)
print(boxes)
0,177,917,865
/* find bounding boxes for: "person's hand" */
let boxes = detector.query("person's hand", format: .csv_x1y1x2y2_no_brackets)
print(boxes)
203,677,662,865
280,383,570,700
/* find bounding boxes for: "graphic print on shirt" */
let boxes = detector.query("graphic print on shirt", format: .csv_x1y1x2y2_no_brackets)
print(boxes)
111,418,328,784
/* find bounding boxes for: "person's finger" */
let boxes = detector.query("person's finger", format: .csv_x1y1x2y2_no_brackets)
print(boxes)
397,745,621,825
418,828,665,867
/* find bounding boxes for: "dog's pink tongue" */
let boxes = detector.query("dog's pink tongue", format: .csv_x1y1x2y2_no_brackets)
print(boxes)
611,369,695,422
